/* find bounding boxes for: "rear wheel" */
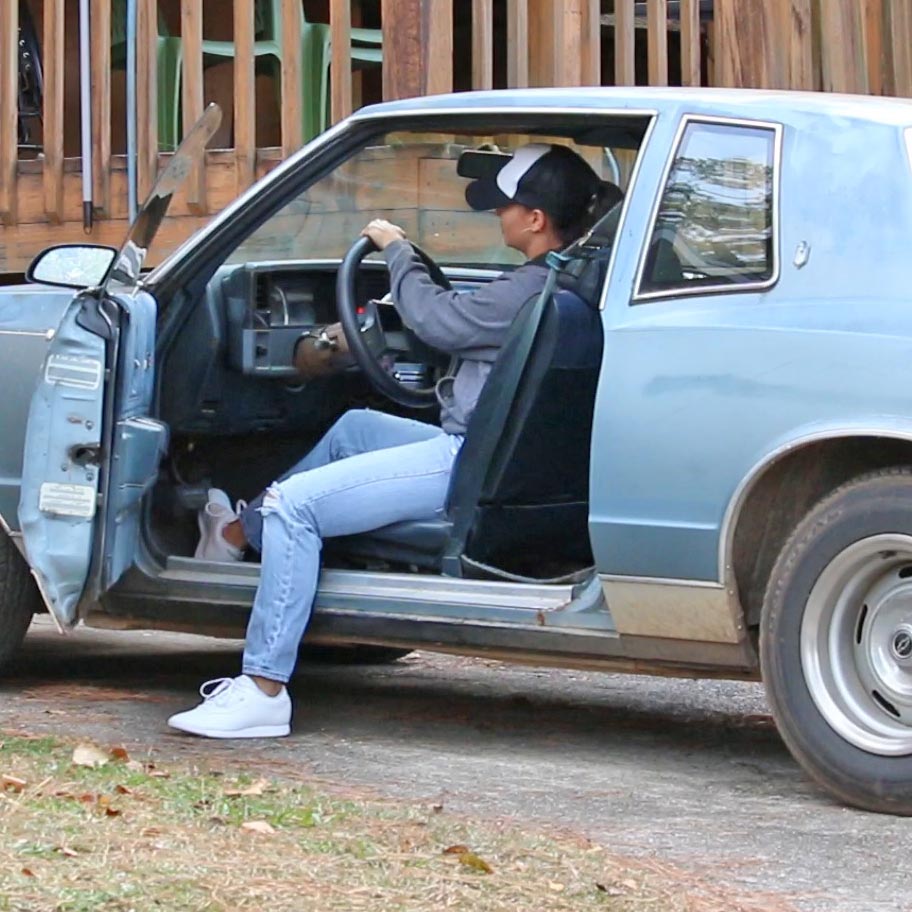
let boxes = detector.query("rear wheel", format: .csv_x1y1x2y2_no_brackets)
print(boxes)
0,533,41,673
761,468,912,814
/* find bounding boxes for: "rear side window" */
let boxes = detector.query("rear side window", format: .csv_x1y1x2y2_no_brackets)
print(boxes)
638,120,777,298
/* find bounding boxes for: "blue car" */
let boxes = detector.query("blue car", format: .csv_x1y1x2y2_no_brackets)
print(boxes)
2,88,912,814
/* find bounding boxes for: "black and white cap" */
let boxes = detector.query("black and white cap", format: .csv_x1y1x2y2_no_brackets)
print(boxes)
462,143,602,227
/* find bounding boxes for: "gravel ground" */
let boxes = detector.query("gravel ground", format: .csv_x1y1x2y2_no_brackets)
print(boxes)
2,618,910,912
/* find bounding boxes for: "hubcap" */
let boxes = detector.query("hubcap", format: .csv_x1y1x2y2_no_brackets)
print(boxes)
801,534,912,756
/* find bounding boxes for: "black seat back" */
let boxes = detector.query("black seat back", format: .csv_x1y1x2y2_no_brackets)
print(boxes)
442,277,603,576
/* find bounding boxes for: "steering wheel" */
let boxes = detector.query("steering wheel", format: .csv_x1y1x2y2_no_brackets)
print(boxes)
336,236,454,409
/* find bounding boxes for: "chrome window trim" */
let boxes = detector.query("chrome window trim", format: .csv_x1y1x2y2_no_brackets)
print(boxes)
597,113,658,311
631,114,783,304
149,105,659,286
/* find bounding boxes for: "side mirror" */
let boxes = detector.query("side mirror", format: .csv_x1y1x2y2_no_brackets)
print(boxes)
26,244,117,289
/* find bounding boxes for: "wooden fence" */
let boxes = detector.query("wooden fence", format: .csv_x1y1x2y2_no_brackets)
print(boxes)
0,0,907,275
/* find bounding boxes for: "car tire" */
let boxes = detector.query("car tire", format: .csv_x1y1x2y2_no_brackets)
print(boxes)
297,644,413,665
0,532,41,673
761,466,912,814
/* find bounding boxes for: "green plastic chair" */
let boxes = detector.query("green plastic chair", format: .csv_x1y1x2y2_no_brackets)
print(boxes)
201,0,382,142
111,3,183,152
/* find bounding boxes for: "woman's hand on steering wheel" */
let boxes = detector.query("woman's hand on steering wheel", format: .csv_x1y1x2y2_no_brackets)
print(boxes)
336,233,455,409
361,219,407,251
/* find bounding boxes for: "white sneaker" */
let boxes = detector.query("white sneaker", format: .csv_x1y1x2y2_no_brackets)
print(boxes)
167,675,291,739
194,488,244,562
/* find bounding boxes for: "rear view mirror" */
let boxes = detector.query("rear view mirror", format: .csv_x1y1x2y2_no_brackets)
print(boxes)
26,244,117,289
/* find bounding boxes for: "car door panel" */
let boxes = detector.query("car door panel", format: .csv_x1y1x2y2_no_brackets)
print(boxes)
18,294,106,626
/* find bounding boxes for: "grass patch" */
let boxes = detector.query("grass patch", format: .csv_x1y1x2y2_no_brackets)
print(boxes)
0,734,771,912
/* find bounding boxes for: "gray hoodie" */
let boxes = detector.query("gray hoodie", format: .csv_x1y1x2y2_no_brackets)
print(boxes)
383,239,550,435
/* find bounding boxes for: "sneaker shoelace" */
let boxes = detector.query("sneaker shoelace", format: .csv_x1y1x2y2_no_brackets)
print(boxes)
199,677,237,705
235,499,248,516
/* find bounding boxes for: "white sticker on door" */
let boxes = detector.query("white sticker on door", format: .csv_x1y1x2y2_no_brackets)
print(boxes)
45,355,102,390
38,482,97,518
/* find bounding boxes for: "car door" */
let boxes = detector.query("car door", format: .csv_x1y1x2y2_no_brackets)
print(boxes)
590,114,782,586
17,106,222,628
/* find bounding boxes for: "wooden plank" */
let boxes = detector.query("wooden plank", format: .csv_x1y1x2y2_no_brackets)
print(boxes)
137,0,159,201
472,0,494,90
615,0,636,86
507,0,530,87
780,0,815,90
330,0,352,124
182,0,207,211
714,0,783,88
580,0,601,85
91,0,112,215
680,0,701,85
281,0,303,155
234,0,256,191
647,0,669,86
43,0,65,224
0,0,18,225
819,0,868,93
886,0,912,96
863,0,885,94
381,0,452,100
425,0,454,94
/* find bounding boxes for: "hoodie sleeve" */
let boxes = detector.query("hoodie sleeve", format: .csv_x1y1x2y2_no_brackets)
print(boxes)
381,239,548,354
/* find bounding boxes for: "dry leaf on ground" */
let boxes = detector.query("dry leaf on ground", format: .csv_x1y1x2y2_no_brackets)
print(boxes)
458,851,494,874
442,844,470,855
241,820,275,835
72,743,110,768
224,779,270,797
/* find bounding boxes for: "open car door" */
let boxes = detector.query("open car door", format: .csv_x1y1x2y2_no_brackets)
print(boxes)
18,106,222,628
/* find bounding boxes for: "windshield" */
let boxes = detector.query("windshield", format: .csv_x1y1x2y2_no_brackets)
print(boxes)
227,130,628,270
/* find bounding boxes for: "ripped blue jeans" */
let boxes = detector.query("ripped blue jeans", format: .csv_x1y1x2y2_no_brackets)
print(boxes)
238,409,462,683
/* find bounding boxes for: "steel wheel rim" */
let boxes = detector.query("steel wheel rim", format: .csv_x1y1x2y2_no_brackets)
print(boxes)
801,533,912,756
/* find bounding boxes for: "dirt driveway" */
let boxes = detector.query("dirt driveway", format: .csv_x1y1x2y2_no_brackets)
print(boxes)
2,618,910,912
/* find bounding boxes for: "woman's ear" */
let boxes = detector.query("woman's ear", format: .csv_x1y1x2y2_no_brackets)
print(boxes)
529,208,548,233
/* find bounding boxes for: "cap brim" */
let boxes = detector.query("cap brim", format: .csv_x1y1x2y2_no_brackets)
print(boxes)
465,178,512,211
457,149,511,179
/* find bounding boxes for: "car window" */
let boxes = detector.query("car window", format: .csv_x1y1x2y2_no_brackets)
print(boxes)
225,131,627,270
638,120,776,298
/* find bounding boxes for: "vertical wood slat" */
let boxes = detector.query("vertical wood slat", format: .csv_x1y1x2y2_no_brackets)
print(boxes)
136,0,159,201
507,0,529,87
330,0,352,125
781,0,815,90
381,0,452,100
862,0,884,94
281,0,303,155
472,0,494,89
182,0,207,211
615,0,636,85
647,0,668,85
680,0,701,85
43,0,65,223
819,0,868,93
91,0,112,215
580,0,601,85
886,0,912,95
714,0,782,88
425,0,453,94
0,1,18,225
234,0,256,191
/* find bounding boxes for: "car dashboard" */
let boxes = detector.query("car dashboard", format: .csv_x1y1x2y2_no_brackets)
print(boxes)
160,259,497,437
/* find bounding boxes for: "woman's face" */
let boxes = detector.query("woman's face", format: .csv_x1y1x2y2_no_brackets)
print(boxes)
495,203,538,253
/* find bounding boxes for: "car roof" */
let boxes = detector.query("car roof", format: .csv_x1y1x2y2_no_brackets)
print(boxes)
353,86,912,130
